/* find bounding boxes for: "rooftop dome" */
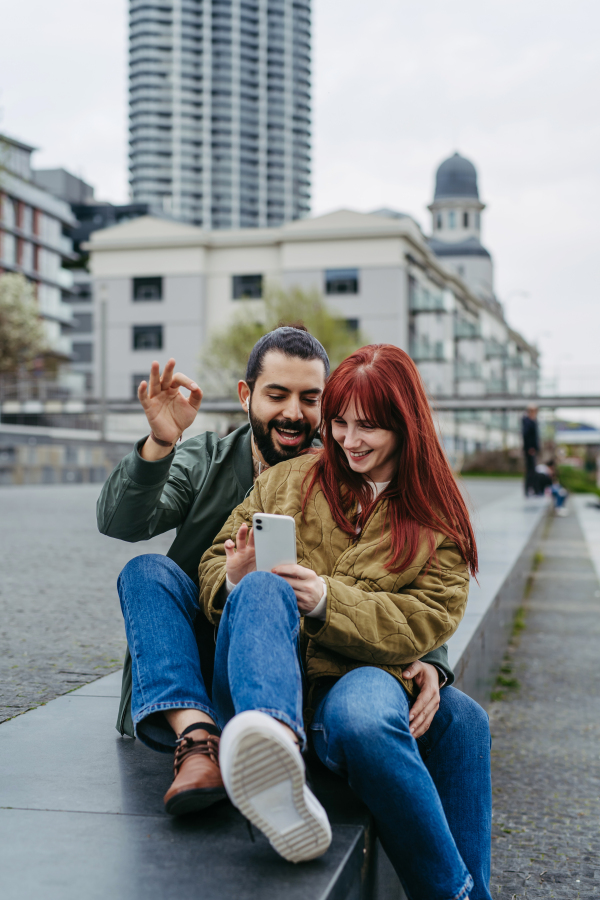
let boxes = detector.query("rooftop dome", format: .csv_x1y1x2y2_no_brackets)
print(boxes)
434,152,479,200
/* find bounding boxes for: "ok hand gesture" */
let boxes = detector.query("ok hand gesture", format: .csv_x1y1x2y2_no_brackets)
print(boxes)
138,359,203,456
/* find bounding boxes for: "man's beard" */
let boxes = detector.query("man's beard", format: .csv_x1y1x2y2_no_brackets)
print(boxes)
249,406,317,467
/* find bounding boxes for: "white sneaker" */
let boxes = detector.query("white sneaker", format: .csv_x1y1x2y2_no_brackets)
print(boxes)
555,507,569,516
219,710,332,863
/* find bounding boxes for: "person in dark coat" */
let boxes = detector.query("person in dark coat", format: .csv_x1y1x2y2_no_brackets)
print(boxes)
522,405,540,496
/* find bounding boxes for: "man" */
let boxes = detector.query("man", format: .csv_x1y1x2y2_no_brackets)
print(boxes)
522,404,540,496
98,327,491,897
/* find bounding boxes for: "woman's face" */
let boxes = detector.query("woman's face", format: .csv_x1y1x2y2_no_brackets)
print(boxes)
331,399,399,483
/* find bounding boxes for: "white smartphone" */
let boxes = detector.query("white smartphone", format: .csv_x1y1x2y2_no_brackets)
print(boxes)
252,513,297,572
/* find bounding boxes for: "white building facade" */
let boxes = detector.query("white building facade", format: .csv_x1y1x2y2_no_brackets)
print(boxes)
87,205,538,454
0,134,76,361
129,0,312,229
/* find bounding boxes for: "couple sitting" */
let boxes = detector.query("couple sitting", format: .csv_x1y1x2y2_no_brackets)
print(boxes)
98,327,492,900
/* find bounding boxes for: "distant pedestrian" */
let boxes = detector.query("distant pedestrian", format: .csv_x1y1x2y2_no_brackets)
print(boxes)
547,459,569,516
522,405,539,496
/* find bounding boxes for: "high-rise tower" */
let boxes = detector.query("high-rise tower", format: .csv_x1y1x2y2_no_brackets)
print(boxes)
128,0,311,229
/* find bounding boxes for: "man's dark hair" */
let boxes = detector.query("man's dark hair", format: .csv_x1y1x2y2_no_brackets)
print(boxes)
245,326,330,390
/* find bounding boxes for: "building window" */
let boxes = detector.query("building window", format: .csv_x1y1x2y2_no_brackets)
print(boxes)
436,213,442,230
325,268,359,295
72,313,93,334
72,342,93,363
463,212,469,228
232,274,263,299
1,231,16,265
448,211,456,229
132,374,148,398
133,276,163,301
133,325,163,350
345,318,360,335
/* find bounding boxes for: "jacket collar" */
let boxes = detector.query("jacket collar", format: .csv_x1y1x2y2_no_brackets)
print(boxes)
232,423,254,493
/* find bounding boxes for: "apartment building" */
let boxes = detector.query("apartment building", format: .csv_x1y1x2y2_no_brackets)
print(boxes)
87,205,538,453
129,0,312,229
0,134,76,360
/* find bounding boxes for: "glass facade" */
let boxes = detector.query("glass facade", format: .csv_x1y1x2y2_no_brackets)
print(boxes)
129,0,311,229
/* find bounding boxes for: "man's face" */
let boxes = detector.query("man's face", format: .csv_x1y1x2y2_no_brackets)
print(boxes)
242,350,326,467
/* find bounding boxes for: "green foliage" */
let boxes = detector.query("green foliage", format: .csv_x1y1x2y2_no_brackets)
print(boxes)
557,465,600,496
0,273,48,374
199,283,369,397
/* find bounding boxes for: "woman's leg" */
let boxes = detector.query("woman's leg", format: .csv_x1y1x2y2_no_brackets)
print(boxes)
311,667,473,900
417,687,492,900
212,570,305,743
213,571,331,863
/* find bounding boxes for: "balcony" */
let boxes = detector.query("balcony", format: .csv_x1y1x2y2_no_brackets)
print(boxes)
486,378,507,395
455,361,482,380
410,288,448,313
410,340,450,363
455,319,482,339
485,339,506,359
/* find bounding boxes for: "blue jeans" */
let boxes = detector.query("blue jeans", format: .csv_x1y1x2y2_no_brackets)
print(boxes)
118,556,492,900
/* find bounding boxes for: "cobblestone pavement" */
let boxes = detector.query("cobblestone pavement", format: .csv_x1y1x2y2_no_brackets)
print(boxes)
489,509,600,899
0,485,172,722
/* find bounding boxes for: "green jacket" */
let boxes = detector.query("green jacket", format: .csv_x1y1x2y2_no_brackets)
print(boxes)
97,423,454,738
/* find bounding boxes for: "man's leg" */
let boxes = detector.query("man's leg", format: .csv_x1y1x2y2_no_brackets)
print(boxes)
118,553,218,749
213,571,331,863
524,453,536,495
311,667,474,900
417,686,492,900
118,554,226,814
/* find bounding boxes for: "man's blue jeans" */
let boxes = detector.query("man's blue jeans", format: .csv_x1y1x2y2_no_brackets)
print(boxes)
118,555,492,900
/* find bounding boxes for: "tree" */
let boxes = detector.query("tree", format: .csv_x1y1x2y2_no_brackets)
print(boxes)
199,283,369,397
0,273,48,374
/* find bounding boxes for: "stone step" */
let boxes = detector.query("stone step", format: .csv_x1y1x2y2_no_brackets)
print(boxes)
0,677,373,900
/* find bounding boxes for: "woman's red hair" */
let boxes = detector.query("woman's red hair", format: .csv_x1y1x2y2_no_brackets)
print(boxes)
303,344,478,576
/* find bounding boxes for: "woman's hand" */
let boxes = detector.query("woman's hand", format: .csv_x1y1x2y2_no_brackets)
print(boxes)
224,523,256,586
271,564,324,613
401,661,441,738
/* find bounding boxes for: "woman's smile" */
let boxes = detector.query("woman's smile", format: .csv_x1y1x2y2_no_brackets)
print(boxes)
331,400,399,483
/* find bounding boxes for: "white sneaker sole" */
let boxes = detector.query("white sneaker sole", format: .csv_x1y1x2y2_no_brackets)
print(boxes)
221,713,332,863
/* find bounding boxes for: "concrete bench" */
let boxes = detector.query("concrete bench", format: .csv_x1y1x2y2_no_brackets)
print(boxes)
0,484,548,900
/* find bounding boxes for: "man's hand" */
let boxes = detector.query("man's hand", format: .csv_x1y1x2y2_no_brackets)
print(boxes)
225,524,257,586
402,661,441,739
138,359,203,460
271,564,323,613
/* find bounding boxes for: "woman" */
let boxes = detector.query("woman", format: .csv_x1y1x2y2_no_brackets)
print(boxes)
199,345,487,900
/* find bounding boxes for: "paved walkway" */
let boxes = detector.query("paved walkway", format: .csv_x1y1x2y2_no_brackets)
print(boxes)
0,485,172,722
489,503,600,899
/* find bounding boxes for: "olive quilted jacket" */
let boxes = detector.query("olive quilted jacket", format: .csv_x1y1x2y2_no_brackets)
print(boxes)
199,454,470,699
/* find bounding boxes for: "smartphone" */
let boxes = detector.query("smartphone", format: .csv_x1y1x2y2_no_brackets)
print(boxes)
252,513,297,572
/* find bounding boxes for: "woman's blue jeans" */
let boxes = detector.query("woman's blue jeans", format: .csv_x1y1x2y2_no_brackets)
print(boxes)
118,555,492,900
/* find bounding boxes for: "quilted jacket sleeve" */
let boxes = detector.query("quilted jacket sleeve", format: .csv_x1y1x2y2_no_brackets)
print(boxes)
303,537,469,666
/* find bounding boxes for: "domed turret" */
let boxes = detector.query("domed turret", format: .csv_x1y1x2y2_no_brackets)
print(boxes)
434,153,479,200
428,151,494,304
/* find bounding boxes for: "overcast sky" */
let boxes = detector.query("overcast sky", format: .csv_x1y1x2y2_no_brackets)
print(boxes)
1,0,599,395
